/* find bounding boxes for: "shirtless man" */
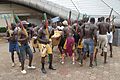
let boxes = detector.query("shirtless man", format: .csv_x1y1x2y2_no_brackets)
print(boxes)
6,23,21,67
97,17,110,63
80,17,97,67
37,21,56,74
18,21,35,74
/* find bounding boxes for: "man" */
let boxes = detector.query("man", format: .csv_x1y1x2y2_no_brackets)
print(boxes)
76,20,84,63
58,20,68,61
37,21,56,74
18,21,35,74
62,20,75,64
106,18,113,57
6,23,21,67
80,17,97,67
97,17,110,63
29,24,39,53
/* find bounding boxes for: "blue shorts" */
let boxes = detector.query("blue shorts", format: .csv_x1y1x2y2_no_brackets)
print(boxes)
83,39,94,54
9,42,19,53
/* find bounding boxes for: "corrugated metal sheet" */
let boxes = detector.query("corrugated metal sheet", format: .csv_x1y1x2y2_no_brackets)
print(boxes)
8,0,80,20
47,0,120,18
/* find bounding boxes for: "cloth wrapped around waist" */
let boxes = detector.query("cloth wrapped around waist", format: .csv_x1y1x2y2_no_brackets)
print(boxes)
64,37,75,57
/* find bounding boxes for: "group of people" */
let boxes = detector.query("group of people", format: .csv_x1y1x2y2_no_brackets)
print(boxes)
6,16,115,74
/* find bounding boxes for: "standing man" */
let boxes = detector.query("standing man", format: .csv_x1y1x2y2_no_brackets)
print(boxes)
62,20,75,64
6,23,21,67
37,21,56,74
58,20,68,61
80,17,97,67
106,18,113,57
18,21,35,74
97,17,110,63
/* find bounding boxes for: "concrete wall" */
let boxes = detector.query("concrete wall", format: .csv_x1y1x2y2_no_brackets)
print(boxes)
9,0,79,21
0,3,42,27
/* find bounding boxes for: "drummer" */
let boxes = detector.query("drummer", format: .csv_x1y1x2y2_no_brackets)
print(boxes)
49,21,63,48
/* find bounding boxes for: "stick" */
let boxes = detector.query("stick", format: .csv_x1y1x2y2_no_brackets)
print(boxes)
14,14,28,37
4,15,12,37
68,11,71,26
108,8,113,19
76,13,80,32
43,13,49,38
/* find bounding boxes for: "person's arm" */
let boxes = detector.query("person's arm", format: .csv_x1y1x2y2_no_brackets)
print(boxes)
93,26,98,46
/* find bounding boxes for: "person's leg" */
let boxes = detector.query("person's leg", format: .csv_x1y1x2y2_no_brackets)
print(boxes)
104,51,107,63
58,45,63,58
109,32,113,58
90,53,93,67
26,45,34,67
94,48,98,66
39,44,47,74
61,52,65,64
11,52,14,63
77,48,81,61
21,59,25,70
81,52,86,66
9,43,15,66
20,48,25,70
103,35,108,64
15,43,21,63
48,54,56,70
11,52,15,67
79,48,83,65
58,36,64,57
72,52,75,64
81,40,87,66
89,39,94,67
101,49,104,56
46,44,56,70
19,46,26,74
109,43,112,57
16,51,21,66
41,57,46,74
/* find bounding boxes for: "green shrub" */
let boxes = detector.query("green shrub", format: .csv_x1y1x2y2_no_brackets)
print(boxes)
0,27,7,33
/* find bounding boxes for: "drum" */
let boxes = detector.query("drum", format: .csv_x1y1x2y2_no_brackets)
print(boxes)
51,30,62,46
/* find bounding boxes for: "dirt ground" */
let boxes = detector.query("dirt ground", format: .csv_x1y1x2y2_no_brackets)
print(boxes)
0,38,120,80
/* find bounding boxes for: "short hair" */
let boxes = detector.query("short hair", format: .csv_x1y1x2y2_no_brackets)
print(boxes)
106,18,110,22
98,18,101,22
90,17,95,23
11,23,16,30
101,17,105,21
83,17,89,23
